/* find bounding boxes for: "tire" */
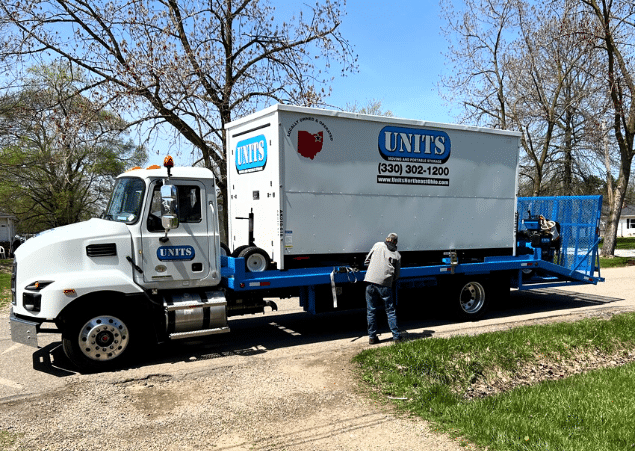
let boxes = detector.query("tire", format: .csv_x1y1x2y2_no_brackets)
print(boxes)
220,242,230,257
62,308,135,372
231,245,251,258
452,278,489,321
238,246,271,272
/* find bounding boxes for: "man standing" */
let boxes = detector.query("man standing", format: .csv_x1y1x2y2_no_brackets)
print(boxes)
364,233,402,344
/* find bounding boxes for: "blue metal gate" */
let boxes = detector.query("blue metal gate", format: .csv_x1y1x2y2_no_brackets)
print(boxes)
517,195,603,276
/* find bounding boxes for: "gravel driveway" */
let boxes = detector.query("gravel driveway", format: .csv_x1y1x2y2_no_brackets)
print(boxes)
1,266,634,451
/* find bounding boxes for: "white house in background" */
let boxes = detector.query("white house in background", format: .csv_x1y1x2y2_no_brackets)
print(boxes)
0,212,17,255
617,205,635,237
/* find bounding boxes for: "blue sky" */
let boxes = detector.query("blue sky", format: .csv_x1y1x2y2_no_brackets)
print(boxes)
180,0,459,164
322,0,456,123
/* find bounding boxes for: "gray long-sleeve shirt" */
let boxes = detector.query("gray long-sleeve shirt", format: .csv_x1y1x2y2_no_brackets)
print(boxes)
363,241,401,287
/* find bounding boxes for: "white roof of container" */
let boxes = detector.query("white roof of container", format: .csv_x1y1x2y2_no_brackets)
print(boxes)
225,103,522,138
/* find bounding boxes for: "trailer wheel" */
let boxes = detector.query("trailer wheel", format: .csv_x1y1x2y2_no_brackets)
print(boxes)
231,245,251,258
452,279,489,321
62,309,135,372
220,242,230,257
238,246,271,272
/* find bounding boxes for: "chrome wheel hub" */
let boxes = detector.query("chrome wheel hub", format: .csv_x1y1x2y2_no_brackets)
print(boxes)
78,315,129,361
459,282,486,314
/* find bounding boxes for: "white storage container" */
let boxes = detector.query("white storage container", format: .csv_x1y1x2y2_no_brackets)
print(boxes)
226,105,521,269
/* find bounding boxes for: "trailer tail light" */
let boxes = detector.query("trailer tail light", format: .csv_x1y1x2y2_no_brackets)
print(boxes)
249,281,271,287
239,281,271,288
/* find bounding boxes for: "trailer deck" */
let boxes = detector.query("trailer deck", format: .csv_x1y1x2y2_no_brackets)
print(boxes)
221,196,604,315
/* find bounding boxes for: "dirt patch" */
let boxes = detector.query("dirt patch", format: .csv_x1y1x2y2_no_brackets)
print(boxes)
464,348,635,400
431,310,635,400
0,350,468,451
0,259,13,273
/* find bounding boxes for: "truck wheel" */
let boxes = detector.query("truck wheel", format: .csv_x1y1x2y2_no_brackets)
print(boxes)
62,310,134,372
452,279,489,321
238,246,271,272
220,242,230,257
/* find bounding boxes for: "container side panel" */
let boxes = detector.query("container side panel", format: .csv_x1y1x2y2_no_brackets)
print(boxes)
283,193,515,254
278,110,519,258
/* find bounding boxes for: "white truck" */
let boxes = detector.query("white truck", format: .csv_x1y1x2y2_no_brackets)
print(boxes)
10,105,604,372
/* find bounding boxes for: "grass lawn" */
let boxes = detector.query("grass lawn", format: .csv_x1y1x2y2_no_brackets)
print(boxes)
354,313,635,450
0,269,10,311
610,236,635,249
599,236,635,268
599,256,633,268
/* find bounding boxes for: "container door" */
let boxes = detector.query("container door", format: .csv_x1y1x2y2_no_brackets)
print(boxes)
227,121,282,265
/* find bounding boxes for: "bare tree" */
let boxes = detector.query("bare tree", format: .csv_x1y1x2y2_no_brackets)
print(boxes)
582,0,635,256
512,1,600,196
0,0,357,235
344,98,394,117
441,0,606,198
440,0,518,129
0,61,146,232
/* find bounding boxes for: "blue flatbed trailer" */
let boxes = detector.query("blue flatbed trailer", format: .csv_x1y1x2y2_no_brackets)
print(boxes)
221,196,604,319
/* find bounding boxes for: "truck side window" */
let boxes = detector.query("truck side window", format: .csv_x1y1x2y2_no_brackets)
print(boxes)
179,187,202,223
147,184,202,232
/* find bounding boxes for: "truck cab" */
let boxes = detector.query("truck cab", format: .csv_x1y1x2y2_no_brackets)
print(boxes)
10,161,229,372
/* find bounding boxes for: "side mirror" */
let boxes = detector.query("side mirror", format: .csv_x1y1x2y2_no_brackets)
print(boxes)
160,184,179,230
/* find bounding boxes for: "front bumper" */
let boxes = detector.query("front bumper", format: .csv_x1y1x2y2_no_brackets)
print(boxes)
10,309,40,348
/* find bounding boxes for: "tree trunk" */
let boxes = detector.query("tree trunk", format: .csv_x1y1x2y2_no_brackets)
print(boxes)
601,176,628,257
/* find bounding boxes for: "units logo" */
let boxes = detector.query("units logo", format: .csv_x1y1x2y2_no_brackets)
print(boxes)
378,126,451,163
235,134,267,173
157,245,195,261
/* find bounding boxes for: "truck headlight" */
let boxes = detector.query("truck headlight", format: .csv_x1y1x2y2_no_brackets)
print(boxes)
25,281,53,291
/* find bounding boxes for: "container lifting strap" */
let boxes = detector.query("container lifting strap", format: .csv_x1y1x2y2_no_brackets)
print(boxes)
330,266,360,308
444,249,459,274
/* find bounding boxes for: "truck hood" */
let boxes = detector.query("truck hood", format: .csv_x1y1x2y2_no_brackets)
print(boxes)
15,218,133,281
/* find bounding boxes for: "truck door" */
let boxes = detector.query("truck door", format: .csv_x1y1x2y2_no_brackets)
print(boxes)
141,180,210,285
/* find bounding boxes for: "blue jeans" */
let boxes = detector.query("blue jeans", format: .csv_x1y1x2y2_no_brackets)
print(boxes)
366,283,400,340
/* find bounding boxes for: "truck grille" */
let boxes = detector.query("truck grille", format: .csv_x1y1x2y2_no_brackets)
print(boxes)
86,243,117,257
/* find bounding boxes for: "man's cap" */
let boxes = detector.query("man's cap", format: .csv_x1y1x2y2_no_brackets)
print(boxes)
386,233,398,243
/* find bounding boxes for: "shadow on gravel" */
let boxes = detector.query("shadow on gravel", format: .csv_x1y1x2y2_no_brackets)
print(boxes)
143,287,625,368
32,342,75,376
31,288,624,375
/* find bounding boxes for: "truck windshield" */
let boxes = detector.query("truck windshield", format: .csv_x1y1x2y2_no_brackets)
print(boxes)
104,177,146,224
